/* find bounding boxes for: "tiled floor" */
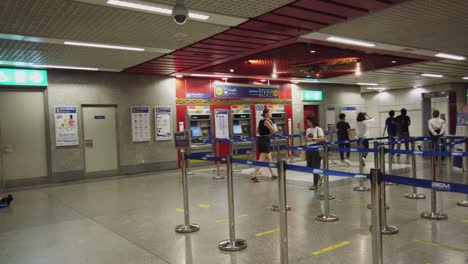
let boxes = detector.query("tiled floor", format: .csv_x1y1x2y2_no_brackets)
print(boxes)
0,156,466,264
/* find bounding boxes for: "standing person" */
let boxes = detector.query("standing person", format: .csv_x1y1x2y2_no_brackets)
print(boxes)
336,113,351,166
305,115,326,190
428,110,446,158
395,108,411,156
383,110,396,139
251,109,277,182
356,112,375,167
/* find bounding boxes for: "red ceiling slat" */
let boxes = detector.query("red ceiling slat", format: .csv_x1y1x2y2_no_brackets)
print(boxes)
191,43,249,52
184,47,238,55
163,55,215,62
237,20,301,36
225,28,290,41
292,0,368,17
274,6,346,25
255,13,324,30
203,39,262,49
331,0,389,10
213,34,276,45
173,51,229,59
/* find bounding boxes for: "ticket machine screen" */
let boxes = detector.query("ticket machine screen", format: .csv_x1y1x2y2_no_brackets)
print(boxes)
233,124,243,135
191,126,202,137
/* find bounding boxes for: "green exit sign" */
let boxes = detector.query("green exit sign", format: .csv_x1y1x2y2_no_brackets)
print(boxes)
302,90,323,101
0,68,48,86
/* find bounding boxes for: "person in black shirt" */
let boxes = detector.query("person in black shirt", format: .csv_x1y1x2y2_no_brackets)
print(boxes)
394,108,411,155
251,108,277,182
336,113,351,165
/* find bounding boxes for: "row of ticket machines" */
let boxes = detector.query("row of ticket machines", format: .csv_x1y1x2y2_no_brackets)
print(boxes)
186,107,287,155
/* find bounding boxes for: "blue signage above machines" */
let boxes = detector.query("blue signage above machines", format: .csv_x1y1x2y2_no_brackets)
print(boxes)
214,83,280,99
187,92,211,99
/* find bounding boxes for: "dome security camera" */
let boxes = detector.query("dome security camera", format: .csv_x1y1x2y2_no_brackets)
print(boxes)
172,0,188,25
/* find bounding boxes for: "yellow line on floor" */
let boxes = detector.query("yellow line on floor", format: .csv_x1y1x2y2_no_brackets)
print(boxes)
415,240,467,253
255,228,280,237
176,208,184,213
215,214,249,223
198,204,211,208
311,241,350,256
463,220,468,223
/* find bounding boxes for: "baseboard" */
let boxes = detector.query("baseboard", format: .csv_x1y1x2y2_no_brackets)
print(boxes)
120,161,178,174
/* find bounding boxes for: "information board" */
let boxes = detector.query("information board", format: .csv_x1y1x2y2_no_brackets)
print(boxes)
214,109,229,138
55,106,79,146
214,83,279,98
131,106,151,142
174,131,190,149
0,68,48,86
302,90,323,101
155,106,172,141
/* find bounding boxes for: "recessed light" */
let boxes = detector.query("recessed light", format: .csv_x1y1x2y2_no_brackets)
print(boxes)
357,83,379,86
107,0,209,20
462,77,468,80
327,36,376,47
271,73,278,79
421,73,444,78
229,69,234,73
310,50,316,53
391,60,397,64
33,64,99,71
260,79,266,82
64,41,144,51
221,77,228,81
292,81,300,84
175,74,183,78
435,53,466,61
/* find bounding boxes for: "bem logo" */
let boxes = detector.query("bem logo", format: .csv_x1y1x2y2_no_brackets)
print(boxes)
247,161,253,165
413,151,423,155
355,174,367,178
313,169,323,174
431,182,451,191
451,152,462,157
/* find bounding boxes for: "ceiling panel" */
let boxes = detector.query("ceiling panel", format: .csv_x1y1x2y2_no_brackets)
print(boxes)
0,39,162,69
320,0,468,56
149,0,294,18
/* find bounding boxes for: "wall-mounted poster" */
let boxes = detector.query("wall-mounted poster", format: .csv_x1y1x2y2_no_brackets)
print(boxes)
55,106,79,146
155,106,172,141
131,106,151,142
214,109,229,138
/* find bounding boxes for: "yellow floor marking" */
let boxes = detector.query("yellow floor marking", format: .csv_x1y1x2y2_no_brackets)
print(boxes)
176,208,184,213
255,228,280,237
215,214,249,223
463,220,468,223
311,241,350,256
415,240,467,253
198,204,211,208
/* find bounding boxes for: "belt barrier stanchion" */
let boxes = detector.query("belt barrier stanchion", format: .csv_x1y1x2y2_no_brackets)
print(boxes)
354,139,370,191
385,137,397,186
315,144,339,222
421,140,448,220
378,145,399,235
370,168,384,264
317,144,336,201
233,141,241,172
186,148,194,175
218,155,247,251
212,138,224,180
175,149,200,233
457,138,468,207
404,138,426,199
272,148,292,211
278,159,289,264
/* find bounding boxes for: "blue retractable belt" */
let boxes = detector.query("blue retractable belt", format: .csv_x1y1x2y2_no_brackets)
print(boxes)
286,164,368,178
231,158,277,168
383,174,468,194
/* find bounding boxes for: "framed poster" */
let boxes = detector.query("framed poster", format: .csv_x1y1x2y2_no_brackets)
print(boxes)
155,106,172,141
55,106,79,146
131,106,151,142
214,109,229,138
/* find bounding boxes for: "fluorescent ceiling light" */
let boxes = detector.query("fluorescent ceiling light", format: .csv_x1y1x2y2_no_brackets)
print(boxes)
327,36,376,47
421,73,444,78
64,41,144,51
292,81,300,84
34,64,99,71
0,61,34,67
435,53,466,61
463,77,468,80
191,73,231,78
357,82,379,86
107,0,209,20
175,74,183,78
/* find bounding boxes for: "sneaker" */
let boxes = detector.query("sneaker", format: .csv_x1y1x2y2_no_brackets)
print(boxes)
344,159,352,166
361,157,366,167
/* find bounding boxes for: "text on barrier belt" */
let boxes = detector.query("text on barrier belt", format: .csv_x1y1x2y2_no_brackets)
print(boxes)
231,158,278,168
187,153,225,162
382,174,468,194
329,147,379,153
387,149,468,157
286,164,368,178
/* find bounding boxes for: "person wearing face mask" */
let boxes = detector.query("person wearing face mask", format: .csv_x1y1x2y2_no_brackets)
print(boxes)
251,108,277,182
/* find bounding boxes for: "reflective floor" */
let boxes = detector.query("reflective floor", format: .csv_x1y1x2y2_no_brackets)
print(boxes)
0,155,466,264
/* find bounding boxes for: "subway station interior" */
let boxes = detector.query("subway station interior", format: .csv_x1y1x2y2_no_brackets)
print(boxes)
0,0,468,263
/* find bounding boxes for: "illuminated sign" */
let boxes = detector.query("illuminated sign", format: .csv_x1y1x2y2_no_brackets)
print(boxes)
0,68,48,86
302,90,323,101
214,83,280,99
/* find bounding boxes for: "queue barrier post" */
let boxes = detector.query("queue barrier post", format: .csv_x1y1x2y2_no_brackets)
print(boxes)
456,137,468,207
315,144,339,222
212,138,225,179
218,155,248,251
378,146,399,235
317,144,336,201
421,140,448,220
370,168,384,264
278,159,289,264
404,138,426,199
175,149,200,233
354,139,370,191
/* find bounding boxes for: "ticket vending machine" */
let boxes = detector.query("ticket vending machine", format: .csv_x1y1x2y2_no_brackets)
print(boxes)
186,106,213,154
229,107,255,156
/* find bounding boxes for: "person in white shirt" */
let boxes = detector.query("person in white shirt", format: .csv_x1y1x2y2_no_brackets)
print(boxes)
356,112,375,167
428,110,445,137
305,115,326,190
